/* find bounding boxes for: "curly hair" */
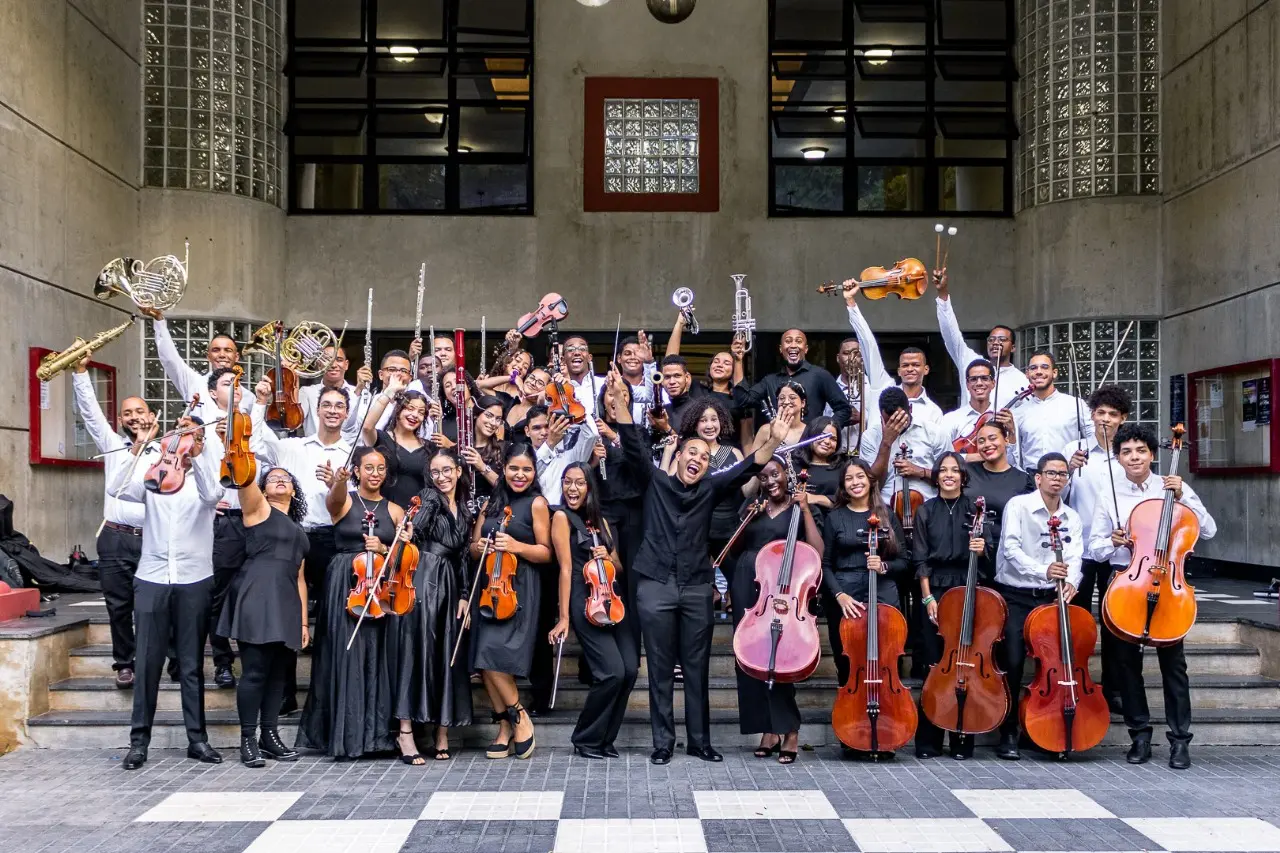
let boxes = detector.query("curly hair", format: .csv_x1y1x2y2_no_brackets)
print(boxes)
349,446,387,488
1089,383,1133,417
677,396,736,442
259,466,308,524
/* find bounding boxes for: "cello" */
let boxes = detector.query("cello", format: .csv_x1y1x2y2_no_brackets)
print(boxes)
384,496,422,616
892,443,925,540
478,507,519,621
732,475,823,687
817,258,928,301
144,396,202,494
831,514,917,756
920,497,1010,737
1020,516,1109,758
1102,424,1200,647
220,365,257,489
582,523,625,627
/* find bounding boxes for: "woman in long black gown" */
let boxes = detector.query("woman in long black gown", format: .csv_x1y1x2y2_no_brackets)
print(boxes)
554,462,637,759
387,448,474,762
296,447,404,759
728,457,823,764
361,380,429,509
467,443,553,760
452,394,506,509
218,465,309,767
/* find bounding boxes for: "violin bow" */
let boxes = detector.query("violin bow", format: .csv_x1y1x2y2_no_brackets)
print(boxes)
451,506,495,667
1100,422,1121,522
1095,320,1136,390
549,635,564,709
1064,341,1088,476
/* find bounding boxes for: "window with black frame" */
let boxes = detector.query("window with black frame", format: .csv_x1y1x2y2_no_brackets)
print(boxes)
286,0,532,214
769,0,1016,217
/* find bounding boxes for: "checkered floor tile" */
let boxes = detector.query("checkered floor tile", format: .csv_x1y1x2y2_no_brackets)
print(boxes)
1123,817,1280,851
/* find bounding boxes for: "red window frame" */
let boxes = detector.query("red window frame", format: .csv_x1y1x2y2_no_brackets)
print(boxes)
28,348,117,469
583,77,720,213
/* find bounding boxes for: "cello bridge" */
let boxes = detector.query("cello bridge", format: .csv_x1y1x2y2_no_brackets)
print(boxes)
956,661,975,668
864,679,882,684
771,598,789,615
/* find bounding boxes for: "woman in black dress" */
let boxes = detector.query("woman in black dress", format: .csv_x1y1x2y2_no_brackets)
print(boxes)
467,443,553,760
820,458,909,687
454,394,506,509
728,457,823,764
963,421,1034,556
387,448,474,763
218,465,309,767
297,447,404,759
361,377,429,509
911,452,994,760
554,462,637,759
799,416,842,508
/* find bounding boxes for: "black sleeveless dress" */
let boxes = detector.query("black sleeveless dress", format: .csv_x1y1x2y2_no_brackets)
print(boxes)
217,508,309,651
386,488,473,726
296,497,396,758
376,429,428,510
471,492,541,677
706,444,742,545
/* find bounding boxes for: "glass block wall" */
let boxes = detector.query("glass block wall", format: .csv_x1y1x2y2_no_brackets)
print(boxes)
143,319,270,422
1016,0,1160,208
1018,319,1160,428
143,0,284,203
604,98,701,194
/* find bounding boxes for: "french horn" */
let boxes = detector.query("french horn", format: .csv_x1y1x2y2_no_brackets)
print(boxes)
243,320,339,378
93,242,188,311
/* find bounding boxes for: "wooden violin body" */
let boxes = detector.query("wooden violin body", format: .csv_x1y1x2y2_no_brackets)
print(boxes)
478,508,519,621
543,320,587,424
144,396,201,494
893,444,924,539
346,511,387,619
384,496,422,616
733,504,823,685
583,524,625,627
266,322,304,431
1020,598,1109,756
220,366,257,489
818,259,928,301
951,387,1035,454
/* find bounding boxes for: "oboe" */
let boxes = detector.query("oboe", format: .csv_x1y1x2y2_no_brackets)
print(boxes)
455,328,477,513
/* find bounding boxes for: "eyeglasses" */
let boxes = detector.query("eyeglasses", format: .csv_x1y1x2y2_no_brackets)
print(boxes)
318,402,348,411
429,467,457,479
986,335,1011,343
264,475,293,485
362,466,388,475
966,375,994,384
383,366,411,376
525,376,548,387
564,345,590,354
1038,470,1069,480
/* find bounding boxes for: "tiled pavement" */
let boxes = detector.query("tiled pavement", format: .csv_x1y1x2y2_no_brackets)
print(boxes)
2,746,1280,852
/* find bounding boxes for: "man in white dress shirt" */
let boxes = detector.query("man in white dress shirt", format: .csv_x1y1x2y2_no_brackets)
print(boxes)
142,307,251,423
840,281,943,424
299,346,360,439
993,451,1082,761
940,358,1022,465
72,357,159,689
826,335,882,457
860,387,950,511
1087,423,1216,770
1013,352,1087,471
563,335,605,423
933,270,1030,410
109,415,225,770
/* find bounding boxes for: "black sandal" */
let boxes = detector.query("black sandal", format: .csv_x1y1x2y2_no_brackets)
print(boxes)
397,730,426,765
507,704,535,760
434,747,453,760
754,738,781,758
778,750,798,765
486,711,513,759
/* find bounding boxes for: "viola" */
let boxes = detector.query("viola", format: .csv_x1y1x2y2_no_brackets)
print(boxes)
543,320,587,424
144,396,202,494
831,514,917,755
1020,515,1109,757
921,497,1010,736
478,507,519,621
817,258,928,301
516,292,569,338
951,386,1036,454
582,523,625,628
346,511,386,620
1102,423,1200,646
265,321,304,432
220,366,257,489
892,443,925,539
384,496,422,617
732,479,822,686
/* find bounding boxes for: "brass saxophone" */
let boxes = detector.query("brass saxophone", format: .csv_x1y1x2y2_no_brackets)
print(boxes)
37,318,136,381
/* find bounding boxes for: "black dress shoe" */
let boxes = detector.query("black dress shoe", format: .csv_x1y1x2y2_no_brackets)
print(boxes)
1168,740,1191,770
574,745,607,760
914,746,943,759
187,742,224,764
214,666,237,689
1126,733,1152,765
114,667,135,689
602,744,620,758
650,747,672,765
122,747,147,770
995,733,1021,761
686,745,724,762
949,733,974,761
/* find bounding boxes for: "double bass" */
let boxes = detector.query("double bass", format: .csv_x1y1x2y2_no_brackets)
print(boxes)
220,365,257,489
893,443,925,540
582,523,624,627
831,514,917,756
1020,516,1109,758
732,476,823,687
1102,424,1199,646
478,507,519,621
921,497,1010,737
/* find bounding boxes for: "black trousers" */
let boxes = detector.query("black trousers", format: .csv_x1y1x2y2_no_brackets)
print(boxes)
996,583,1058,738
132,576,212,748
528,564,561,710
636,574,715,751
1113,638,1192,742
211,512,247,669
915,579,965,752
570,607,640,750
238,641,292,737
603,503,644,651
1078,559,1119,700
96,527,142,671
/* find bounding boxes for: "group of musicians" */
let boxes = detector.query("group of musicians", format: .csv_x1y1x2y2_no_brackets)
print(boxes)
73,267,1215,773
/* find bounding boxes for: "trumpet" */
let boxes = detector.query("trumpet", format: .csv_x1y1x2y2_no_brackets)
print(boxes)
243,320,339,378
37,318,136,381
730,273,754,352
93,242,188,311
672,287,699,335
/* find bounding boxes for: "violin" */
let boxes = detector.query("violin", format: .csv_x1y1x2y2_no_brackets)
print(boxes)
582,523,625,627
346,511,386,620
384,496,422,616
921,497,1010,737
516,292,569,338
1020,516,1109,757
219,365,257,489
144,396,202,494
478,507,519,621
892,443,925,539
831,514,917,755
817,258,928,301
265,321,304,432
543,320,587,424
1102,424,1200,646
951,386,1036,454
733,475,823,686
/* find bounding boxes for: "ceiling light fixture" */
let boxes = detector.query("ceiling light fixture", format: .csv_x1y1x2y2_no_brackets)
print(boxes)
423,113,442,124
802,146,828,160
389,45,418,63
865,48,893,65
576,0,612,5
456,145,473,154
828,106,846,123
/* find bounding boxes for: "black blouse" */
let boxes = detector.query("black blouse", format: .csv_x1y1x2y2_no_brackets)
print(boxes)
820,505,909,600
910,494,995,587
963,463,1034,549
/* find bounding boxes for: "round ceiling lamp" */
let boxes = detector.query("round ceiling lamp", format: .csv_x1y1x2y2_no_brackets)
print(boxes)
575,0,612,5
802,147,828,160
646,0,696,24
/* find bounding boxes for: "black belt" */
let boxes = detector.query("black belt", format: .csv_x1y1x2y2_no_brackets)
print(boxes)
425,543,457,559
1000,583,1058,601
103,521,142,536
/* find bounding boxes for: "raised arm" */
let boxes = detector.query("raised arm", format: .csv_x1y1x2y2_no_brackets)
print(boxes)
841,285,893,389
71,366,126,453
934,272,984,377
149,315,202,403
665,312,685,357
